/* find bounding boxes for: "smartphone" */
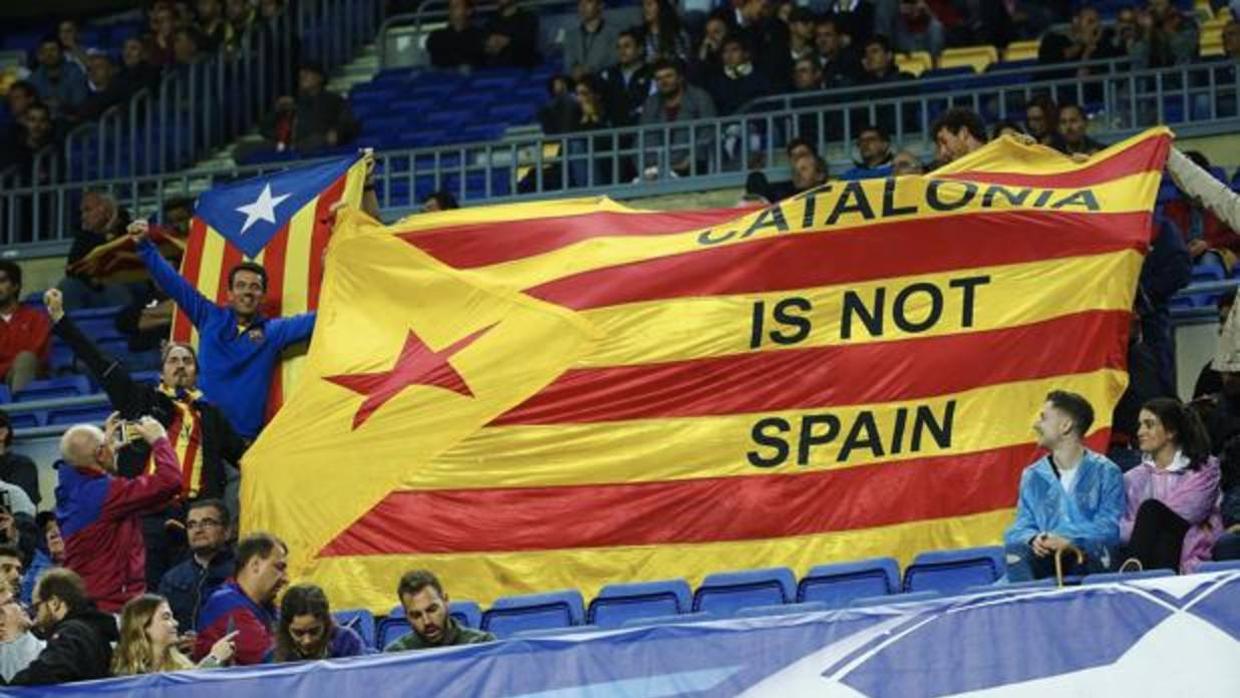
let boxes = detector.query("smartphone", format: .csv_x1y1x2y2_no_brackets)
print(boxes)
112,421,143,449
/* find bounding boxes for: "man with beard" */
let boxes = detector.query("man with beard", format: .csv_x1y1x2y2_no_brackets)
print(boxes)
5,568,117,685
385,570,494,651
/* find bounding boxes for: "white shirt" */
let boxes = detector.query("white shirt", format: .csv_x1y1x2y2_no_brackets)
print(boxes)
1059,465,1080,494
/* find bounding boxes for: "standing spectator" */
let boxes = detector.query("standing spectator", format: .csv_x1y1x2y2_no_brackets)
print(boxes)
427,0,485,69
0,410,41,506
384,570,494,651
120,37,163,95
930,106,986,165
56,20,88,70
194,532,287,665
1003,391,1126,581
1024,95,1064,149
56,414,182,612
68,51,129,124
28,36,89,119
172,27,207,66
21,513,64,605
0,578,43,682
157,500,236,632
891,0,945,57
0,261,50,395
826,0,876,48
635,0,689,62
146,3,179,67
58,191,137,311
130,221,316,440
112,593,236,674
483,0,541,68
1139,215,1193,407
6,568,119,686
859,35,914,84
600,30,653,126
815,18,862,88
840,124,894,178
640,58,717,176
705,37,771,116
1056,103,1104,157
1130,0,1198,69
565,0,620,80
196,0,235,52
258,62,359,155
273,584,368,662
1120,398,1222,573
1038,5,1120,76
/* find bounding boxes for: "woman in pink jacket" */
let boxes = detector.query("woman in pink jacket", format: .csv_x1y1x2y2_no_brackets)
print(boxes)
1121,398,1223,573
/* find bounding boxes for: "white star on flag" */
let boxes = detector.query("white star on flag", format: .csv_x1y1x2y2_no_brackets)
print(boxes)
235,184,291,234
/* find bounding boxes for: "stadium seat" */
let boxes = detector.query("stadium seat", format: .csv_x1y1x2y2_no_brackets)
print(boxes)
0,385,9,404
510,625,602,639
620,612,721,628
1197,560,1240,573
735,602,830,619
895,51,932,77
903,546,1005,593
1081,569,1176,585
67,305,124,320
133,371,161,386
376,612,410,650
4,411,41,429
797,558,901,606
850,591,941,609
692,567,797,617
482,590,585,638
333,609,376,648
449,600,483,629
1003,39,1040,62
14,376,92,402
939,45,999,73
587,579,693,629
47,404,113,426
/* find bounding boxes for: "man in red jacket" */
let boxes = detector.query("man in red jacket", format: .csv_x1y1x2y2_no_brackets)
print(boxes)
54,414,182,612
0,261,50,393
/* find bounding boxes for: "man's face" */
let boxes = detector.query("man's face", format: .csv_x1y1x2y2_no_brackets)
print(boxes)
934,126,973,163
1059,107,1086,144
32,591,62,632
864,43,891,75
249,548,288,603
1075,8,1100,38
791,155,822,190
787,143,812,166
617,35,640,64
654,67,680,96
815,23,839,57
891,151,922,175
704,18,728,46
1032,401,1071,449
24,107,52,145
790,18,813,42
153,7,175,35
6,87,33,119
161,345,198,389
740,0,765,23
1025,105,1047,137
87,55,114,89
792,60,821,90
44,521,65,562
448,0,471,26
37,42,61,69
1116,9,1137,39
59,21,78,48
197,0,221,20
123,38,145,67
578,0,601,22
402,586,450,645
228,269,266,317
297,68,322,94
80,193,114,234
722,43,746,69
857,129,888,165
0,270,19,306
186,505,228,556
165,205,192,234
0,556,21,596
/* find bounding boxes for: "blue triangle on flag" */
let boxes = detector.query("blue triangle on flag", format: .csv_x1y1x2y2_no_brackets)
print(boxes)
195,154,360,259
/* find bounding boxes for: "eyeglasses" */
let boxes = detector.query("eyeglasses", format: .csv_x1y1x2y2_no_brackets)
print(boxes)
186,519,223,530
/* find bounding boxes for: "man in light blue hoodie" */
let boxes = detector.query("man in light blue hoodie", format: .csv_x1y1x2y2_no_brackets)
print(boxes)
1004,390,1126,581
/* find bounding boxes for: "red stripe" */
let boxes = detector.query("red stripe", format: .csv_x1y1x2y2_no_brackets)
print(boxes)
494,310,1130,426
527,211,1151,311
309,174,348,310
214,241,245,306
940,135,1169,189
182,417,202,497
261,224,290,317
401,207,756,269
173,218,209,343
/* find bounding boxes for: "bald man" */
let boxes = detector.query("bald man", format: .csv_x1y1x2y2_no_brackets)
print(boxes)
54,414,182,612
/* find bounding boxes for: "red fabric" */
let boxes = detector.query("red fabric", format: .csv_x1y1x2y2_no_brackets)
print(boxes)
1162,199,1240,255
0,305,51,378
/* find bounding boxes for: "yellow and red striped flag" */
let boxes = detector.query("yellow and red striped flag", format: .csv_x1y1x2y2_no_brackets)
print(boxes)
245,128,1171,610
171,155,367,412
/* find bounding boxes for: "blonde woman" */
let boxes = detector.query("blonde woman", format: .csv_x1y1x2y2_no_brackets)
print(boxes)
112,594,237,675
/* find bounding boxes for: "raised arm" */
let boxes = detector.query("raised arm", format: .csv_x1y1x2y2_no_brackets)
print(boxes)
131,220,216,329
98,418,183,520
45,289,145,416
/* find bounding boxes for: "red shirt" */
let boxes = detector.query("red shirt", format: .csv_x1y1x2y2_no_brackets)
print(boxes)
0,305,51,377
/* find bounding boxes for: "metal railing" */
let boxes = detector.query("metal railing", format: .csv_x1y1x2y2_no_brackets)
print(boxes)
377,0,579,69
5,59,1240,248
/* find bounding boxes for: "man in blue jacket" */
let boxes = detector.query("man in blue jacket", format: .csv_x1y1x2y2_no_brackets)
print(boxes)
130,220,316,439
1004,390,1126,581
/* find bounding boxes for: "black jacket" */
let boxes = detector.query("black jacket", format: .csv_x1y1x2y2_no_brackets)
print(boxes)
6,607,118,685
599,62,653,127
52,315,247,498
0,452,40,506
158,547,236,631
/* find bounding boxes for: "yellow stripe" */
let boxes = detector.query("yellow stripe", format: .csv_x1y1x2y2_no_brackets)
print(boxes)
574,250,1141,367
462,171,1161,291
305,508,1013,610
189,227,231,349
394,196,640,231
938,127,1171,176
415,370,1124,490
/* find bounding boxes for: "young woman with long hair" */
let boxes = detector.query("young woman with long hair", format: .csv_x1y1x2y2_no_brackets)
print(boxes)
112,594,236,675
273,584,368,663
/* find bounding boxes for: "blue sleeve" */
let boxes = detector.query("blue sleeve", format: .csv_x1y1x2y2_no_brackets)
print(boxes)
1003,470,1040,548
1064,463,1126,548
271,311,317,349
138,238,216,328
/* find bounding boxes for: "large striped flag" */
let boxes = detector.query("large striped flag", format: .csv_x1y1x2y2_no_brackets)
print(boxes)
171,155,368,412
244,128,1171,610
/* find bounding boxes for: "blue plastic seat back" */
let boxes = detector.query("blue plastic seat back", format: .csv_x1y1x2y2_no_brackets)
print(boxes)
903,546,1005,593
449,600,483,629
482,590,585,638
797,558,900,606
692,567,796,617
587,579,692,629
333,609,375,648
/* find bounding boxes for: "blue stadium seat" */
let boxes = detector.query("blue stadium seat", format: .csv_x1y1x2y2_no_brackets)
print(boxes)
481,590,585,638
587,579,692,629
849,591,941,609
797,558,900,606
449,600,483,629
133,371,161,386
1197,560,1240,573
620,612,721,628
47,404,113,426
14,376,93,402
8,411,43,429
67,305,124,320
376,605,410,649
735,602,830,618
1081,569,1175,585
510,625,602,639
903,546,1005,593
0,385,9,404
333,609,376,649
692,567,797,617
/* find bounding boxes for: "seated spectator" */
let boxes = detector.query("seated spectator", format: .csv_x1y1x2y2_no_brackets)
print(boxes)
225,0,259,40
1194,293,1234,401
385,570,494,651
483,0,541,68
826,0,875,48
840,124,894,178
1130,0,1198,69
891,149,924,175
0,261,51,394
1003,391,1126,581
0,411,40,507
814,17,862,88
2,81,38,151
194,532,287,665
56,415,182,612
195,0,235,52
1206,305,1240,452
0,547,26,607
791,55,824,92
427,0,484,69
57,20,87,70
639,58,717,177
0,576,43,683
859,35,913,85
3,101,60,189
145,3,179,67
891,0,945,57
565,0,620,80
1224,19,1240,61
635,0,689,62
1024,95,1064,150
120,37,163,95
28,36,89,119
258,62,359,155
1110,6,1141,56
6,568,118,685
705,36,771,116
1056,103,1104,157
745,138,815,202
423,191,460,212
0,486,37,569
67,51,129,124
600,30,653,126
172,27,207,65
930,107,986,165
1120,398,1222,572
1214,434,1240,560
58,191,139,311
763,7,814,91
112,593,235,674
158,500,235,632
21,513,63,605
694,13,731,80
1164,151,1240,264
990,120,1025,140
1037,5,1120,76
273,584,367,662
790,153,828,194
537,74,577,135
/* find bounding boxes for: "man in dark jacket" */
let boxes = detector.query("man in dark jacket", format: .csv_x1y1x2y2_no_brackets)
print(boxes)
599,30,653,127
482,0,540,68
6,567,118,686
158,499,236,630
258,62,359,154
57,190,137,311
705,36,771,116
427,0,485,68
